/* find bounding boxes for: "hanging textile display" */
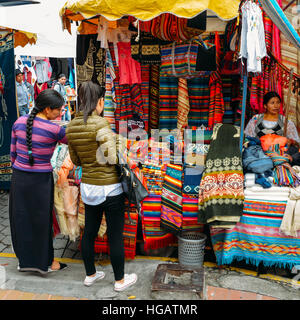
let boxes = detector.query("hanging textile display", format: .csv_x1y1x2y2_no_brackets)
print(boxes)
149,65,160,129
187,76,210,127
76,34,106,88
158,75,178,130
141,194,176,250
160,164,183,235
210,186,300,268
208,32,225,128
129,12,207,42
177,78,190,133
0,31,18,190
104,49,117,131
198,123,244,228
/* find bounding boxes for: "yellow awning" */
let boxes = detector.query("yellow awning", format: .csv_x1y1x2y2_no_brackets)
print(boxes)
60,0,240,24
0,27,37,47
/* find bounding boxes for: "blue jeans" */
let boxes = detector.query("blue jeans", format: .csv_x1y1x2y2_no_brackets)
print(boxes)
19,105,29,116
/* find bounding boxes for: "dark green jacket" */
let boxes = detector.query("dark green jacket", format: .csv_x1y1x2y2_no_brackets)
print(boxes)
66,111,125,186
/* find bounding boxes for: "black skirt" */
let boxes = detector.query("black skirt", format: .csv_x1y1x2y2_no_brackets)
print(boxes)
9,168,54,274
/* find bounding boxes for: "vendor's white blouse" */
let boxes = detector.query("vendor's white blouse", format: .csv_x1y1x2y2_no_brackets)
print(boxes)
80,182,123,206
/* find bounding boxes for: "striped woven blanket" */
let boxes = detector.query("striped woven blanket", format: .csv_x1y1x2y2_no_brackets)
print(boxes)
210,187,300,268
160,164,183,234
141,194,176,250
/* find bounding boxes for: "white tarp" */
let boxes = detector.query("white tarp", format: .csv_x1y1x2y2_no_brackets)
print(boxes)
0,0,77,57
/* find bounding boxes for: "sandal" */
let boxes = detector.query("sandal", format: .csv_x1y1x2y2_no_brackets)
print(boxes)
48,262,68,273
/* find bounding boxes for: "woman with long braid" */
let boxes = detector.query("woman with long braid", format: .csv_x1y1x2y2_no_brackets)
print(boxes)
9,89,68,274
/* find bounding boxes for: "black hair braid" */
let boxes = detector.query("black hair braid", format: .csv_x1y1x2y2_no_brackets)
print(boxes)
26,108,39,166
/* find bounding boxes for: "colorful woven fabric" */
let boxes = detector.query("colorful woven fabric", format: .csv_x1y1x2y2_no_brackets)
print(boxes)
182,194,204,233
136,13,205,42
187,76,210,127
140,65,150,132
142,162,167,194
104,48,116,131
160,164,183,234
210,191,300,268
177,78,190,133
149,65,160,129
208,32,224,128
160,41,210,78
141,194,176,250
182,166,203,195
198,124,244,228
265,144,300,187
158,75,178,130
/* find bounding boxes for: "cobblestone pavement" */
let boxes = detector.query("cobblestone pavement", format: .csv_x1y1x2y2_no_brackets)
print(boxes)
0,191,79,258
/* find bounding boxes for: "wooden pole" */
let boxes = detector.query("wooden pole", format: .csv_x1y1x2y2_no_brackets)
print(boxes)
240,74,248,153
283,68,294,136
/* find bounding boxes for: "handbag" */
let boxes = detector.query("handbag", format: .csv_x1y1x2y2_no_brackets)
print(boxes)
118,160,149,223
195,43,216,71
160,40,211,78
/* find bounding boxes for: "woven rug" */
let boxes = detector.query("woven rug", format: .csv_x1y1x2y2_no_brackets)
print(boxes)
210,187,300,268
182,194,204,233
149,65,160,129
141,194,176,250
187,76,210,127
158,75,178,130
160,164,184,234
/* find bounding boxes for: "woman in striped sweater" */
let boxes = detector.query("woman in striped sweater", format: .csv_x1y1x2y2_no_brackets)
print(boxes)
9,89,68,274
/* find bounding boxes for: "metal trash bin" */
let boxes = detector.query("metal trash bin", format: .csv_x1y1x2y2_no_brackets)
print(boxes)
177,232,207,267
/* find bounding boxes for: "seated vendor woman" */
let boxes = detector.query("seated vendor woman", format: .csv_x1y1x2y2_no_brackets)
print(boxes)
244,91,300,164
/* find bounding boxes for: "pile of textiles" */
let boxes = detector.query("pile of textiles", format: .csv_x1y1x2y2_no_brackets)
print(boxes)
210,185,300,268
52,145,81,242
142,164,166,195
265,144,300,187
242,136,274,188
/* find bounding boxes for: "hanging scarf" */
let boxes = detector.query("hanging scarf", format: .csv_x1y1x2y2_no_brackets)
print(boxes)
208,32,224,128
160,164,183,234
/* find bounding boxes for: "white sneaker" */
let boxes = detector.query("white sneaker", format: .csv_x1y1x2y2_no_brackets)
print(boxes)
83,271,105,287
114,273,138,292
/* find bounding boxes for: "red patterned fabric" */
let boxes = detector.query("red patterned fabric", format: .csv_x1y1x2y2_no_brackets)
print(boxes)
208,32,224,128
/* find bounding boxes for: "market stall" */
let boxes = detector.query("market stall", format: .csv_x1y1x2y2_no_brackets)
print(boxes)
54,0,300,269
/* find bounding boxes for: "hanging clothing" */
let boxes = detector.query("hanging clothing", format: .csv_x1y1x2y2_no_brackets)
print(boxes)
76,34,106,88
198,123,244,228
35,59,52,83
239,1,267,73
117,42,142,85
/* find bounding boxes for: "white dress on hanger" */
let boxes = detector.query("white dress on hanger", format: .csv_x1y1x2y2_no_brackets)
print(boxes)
240,1,267,73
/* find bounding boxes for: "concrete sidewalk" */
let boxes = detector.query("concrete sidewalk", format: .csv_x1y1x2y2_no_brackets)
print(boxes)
0,254,300,300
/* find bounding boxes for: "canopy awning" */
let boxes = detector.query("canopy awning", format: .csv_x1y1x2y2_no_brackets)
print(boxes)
260,0,300,50
60,0,240,28
0,27,37,47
